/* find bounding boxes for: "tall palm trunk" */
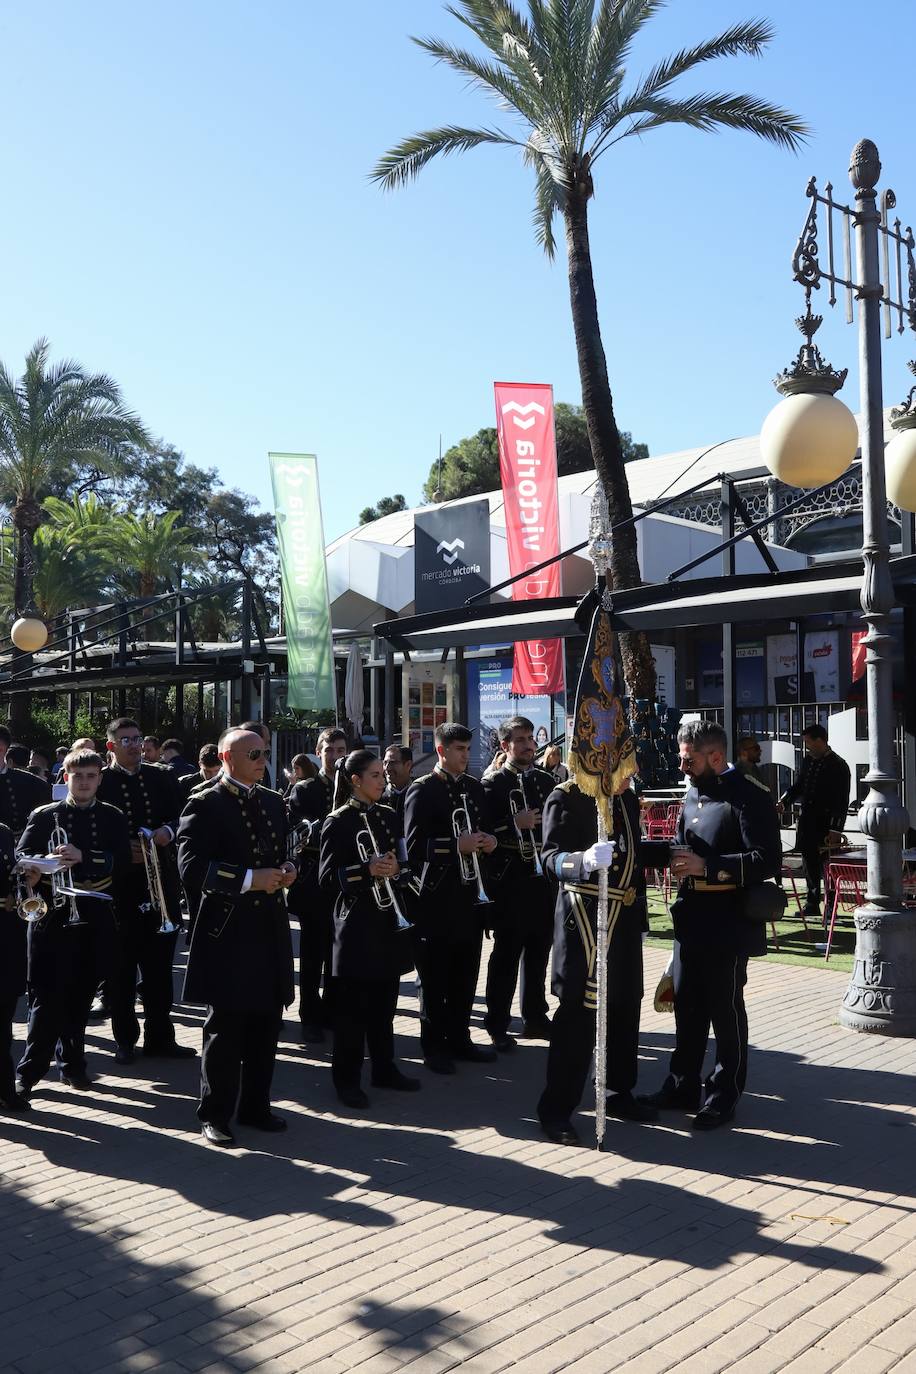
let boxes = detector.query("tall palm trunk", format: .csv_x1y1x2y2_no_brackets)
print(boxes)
563,176,656,699
9,495,43,732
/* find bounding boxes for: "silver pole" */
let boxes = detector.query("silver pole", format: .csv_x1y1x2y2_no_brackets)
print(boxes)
840,140,916,1035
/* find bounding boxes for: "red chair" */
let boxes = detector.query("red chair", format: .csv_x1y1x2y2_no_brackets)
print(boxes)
824,860,866,961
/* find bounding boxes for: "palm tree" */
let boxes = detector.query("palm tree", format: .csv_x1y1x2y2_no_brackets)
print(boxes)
372,0,807,693
0,339,150,621
103,512,202,624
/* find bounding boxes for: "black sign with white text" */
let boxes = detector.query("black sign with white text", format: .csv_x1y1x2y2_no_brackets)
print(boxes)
414,499,491,614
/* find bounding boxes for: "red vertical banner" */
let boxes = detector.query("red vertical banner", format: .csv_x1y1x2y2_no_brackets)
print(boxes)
494,381,565,695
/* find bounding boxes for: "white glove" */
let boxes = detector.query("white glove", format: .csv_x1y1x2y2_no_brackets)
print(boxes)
582,840,615,874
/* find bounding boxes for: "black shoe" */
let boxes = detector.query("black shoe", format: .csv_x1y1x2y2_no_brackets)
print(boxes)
0,1092,31,1113
488,1032,517,1053
539,1116,581,1147
638,1085,701,1112
301,1023,326,1044
201,1121,236,1147
423,1053,457,1075
15,1081,32,1103
449,1043,498,1064
237,1112,288,1133
336,1087,369,1109
606,1091,659,1123
88,998,110,1021
114,1044,135,1065
519,1019,552,1040
371,1070,421,1092
59,1071,93,1090
142,1043,196,1059
692,1104,736,1132
801,902,821,917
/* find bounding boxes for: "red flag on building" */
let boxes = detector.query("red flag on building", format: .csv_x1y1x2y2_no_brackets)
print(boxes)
494,381,565,695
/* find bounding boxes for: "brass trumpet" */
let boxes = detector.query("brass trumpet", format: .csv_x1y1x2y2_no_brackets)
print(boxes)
452,801,491,906
138,828,177,934
509,776,544,877
14,866,47,922
355,818,412,931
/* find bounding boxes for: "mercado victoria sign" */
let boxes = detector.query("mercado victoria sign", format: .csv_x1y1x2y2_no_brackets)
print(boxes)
414,499,491,614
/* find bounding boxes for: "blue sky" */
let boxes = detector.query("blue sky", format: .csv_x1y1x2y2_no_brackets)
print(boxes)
0,1,912,540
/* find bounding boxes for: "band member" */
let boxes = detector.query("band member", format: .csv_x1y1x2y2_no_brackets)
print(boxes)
382,745,414,828
141,736,161,764
0,727,51,838
0,822,24,1110
537,776,658,1145
778,723,850,916
287,726,347,1042
404,722,498,1073
97,717,194,1064
241,721,274,789
319,750,419,1108
178,728,297,1147
15,750,131,1097
179,744,222,801
643,719,781,1130
482,716,555,1049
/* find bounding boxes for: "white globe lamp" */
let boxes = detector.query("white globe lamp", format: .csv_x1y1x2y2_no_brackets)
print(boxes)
887,373,916,514
11,614,48,652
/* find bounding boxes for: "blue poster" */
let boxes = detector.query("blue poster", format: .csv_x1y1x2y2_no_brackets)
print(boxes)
466,652,553,774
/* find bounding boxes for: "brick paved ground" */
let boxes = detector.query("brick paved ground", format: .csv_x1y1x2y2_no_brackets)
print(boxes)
2,936,915,1374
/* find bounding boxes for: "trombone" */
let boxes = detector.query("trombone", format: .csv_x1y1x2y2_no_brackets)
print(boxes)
509,775,544,877
138,828,177,934
452,800,492,906
355,817,412,931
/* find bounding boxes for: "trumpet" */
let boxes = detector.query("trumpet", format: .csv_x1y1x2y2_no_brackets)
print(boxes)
138,828,177,935
452,801,492,906
14,866,47,922
509,777,544,877
355,818,412,931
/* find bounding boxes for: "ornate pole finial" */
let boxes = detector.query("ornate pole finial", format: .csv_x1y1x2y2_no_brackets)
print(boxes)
849,139,881,194
774,294,848,396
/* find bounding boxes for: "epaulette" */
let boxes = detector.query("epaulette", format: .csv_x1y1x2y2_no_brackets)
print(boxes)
744,774,772,794
28,801,59,816
328,804,351,819
374,802,396,818
556,779,579,794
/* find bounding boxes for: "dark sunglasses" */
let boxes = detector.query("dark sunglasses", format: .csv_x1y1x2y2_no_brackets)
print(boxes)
245,748,271,762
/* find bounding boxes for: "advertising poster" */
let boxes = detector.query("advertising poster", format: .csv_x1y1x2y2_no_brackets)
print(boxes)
804,630,840,702
767,633,799,704
735,642,764,706
465,652,552,774
414,499,491,614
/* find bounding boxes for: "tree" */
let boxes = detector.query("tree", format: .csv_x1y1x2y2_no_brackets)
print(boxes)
358,493,408,525
103,511,203,636
373,1,805,693
420,402,647,500
0,338,149,621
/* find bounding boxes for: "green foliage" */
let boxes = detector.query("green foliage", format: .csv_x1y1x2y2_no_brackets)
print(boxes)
421,403,647,501
358,494,408,525
21,702,100,759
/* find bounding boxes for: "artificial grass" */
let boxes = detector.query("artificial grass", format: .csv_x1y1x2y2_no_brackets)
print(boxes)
644,888,855,974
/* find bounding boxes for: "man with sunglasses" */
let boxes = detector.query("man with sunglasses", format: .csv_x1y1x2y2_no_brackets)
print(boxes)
178,727,296,1147
97,717,195,1065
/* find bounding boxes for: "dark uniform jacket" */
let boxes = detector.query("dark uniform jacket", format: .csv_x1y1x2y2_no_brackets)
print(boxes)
287,772,336,894
404,767,493,939
381,784,409,831
671,766,782,957
18,799,132,986
0,766,52,839
542,783,653,1004
781,749,851,837
482,761,555,887
179,769,213,802
98,761,183,924
0,823,24,1000
177,778,294,1011
319,799,414,980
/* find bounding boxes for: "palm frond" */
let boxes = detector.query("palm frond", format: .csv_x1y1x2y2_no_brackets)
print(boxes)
528,153,564,259
611,91,809,151
370,124,522,189
627,19,774,105
411,35,542,123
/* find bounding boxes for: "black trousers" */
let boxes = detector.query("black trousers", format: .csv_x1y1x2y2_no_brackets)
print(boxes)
0,990,20,1101
484,876,553,1034
416,932,483,1056
332,976,399,1089
297,897,334,1027
538,919,643,1123
666,944,749,1111
17,976,96,1086
109,918,179,1050
798,823,827,905
198,1004,282,1124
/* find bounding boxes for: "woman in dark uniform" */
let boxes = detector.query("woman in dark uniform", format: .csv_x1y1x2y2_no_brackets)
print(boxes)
319,750,419,1109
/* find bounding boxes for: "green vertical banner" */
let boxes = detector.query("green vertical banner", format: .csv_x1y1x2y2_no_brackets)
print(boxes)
269,452,335,712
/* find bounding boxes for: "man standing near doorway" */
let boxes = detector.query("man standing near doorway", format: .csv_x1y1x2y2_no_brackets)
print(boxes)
778,723,851,917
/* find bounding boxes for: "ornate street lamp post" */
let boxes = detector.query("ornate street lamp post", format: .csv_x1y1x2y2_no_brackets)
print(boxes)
761,140,916,1036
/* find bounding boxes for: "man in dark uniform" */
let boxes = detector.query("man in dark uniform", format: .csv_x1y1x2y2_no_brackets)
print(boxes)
287,726,347,1042
778,723,850,917
178,744,222,802
0,728,51,838
97,717,195,1064
16,750,131,1096
382,745,414,828
537,776,659,1145
0,820,24,1110
178,727,297,1147
482,716,556,1049
643,719,782,1130
405,721,499,1074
